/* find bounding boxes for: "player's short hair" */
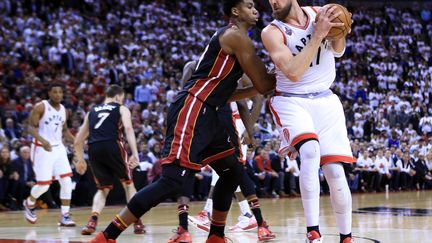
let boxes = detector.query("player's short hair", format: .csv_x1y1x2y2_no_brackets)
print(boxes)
106,84,124,98
47,82,64,92
223,0,243,17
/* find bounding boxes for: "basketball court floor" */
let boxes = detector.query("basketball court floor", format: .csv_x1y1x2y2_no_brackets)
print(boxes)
0,191,430,242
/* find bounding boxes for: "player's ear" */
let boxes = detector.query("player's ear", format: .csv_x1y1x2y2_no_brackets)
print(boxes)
232,7,239,17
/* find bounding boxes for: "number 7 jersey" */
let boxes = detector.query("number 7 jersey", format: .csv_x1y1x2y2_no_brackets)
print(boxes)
37,100,66,146
270,7,336,94
88,102,123,144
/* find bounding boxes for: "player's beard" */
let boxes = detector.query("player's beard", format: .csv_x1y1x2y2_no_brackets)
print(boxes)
272,3,292,21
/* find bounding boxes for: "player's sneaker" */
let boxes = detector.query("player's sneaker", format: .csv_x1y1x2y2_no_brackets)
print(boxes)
89,232,116,243
306,230,323,243
342,237,354,243
205,235,229,243
167,226,192,243
258,221,276,241
23,200,37,224
81,217,97,235
188,210,210,232
228,214,257,232
133,219,146,234
58,213,76,227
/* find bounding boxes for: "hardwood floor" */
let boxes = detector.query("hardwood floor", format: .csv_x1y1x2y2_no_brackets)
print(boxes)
0,190,430,242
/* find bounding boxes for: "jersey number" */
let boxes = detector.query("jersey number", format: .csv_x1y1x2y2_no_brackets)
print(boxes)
309,47,322,67
94,112,110,129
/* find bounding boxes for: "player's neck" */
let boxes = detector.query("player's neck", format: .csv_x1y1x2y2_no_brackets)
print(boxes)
229,19,250,34
284,4,306,26
48,99,61,110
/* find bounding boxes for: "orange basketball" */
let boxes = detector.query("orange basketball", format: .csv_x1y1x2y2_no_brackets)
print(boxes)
323,3,352,41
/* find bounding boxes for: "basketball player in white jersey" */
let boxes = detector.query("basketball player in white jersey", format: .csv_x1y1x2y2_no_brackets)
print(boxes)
23,83,76,226
262,1,354,243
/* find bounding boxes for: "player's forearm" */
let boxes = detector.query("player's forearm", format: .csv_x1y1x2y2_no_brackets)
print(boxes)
125,126,139,157
63,129,75,143
237,100,254,137
331,37,346,56
249,95,263,124
228,87,259,102
279,35,322,81
73,143,85,161
28,125,47,143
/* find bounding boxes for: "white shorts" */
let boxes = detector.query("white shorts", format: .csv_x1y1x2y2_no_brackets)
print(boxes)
31,144,72,184
269,92,355,165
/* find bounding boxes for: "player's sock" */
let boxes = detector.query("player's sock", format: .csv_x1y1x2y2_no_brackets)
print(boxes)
247,196,263,226
209,209,227,237
91,212,99,221
178,204,189,230
61,206,70,215
103,215,128,240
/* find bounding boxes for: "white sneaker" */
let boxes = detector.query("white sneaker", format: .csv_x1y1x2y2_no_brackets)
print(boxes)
23,200,37,224
188,210,210,232
58,213,76,227
228,214,257,232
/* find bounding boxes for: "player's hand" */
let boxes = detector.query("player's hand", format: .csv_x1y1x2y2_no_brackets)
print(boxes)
128,154,139,169
313,5,344,39
242,133,255,148
41,140,52,152
75,159,87,175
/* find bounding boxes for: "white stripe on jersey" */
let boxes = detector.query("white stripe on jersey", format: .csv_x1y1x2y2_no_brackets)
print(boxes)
270,7,336,94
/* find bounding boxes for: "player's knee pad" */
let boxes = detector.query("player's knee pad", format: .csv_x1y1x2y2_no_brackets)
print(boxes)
216,160,243,187
59,177,72,200
31,184,50,198
323,163,351,212
299,140,320,192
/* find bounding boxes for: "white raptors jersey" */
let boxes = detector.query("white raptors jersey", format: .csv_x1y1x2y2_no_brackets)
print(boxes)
270,7,336,94
37,100,66,145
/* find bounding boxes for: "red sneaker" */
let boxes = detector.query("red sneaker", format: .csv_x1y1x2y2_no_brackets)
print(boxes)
133,219,146,234
306,230,323,243
81,217,97,235
342,237,354,243
89,232,116,243
205,235,228,243
257,221,276,241
167,226,192,243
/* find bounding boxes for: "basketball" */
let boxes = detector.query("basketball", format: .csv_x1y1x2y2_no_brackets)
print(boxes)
324,3,352,41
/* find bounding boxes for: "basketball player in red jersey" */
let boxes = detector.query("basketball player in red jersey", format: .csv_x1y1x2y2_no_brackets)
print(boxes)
90,0,275,242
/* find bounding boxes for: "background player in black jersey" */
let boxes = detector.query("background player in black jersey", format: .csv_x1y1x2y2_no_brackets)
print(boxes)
90,0,275,242
74,85,145,236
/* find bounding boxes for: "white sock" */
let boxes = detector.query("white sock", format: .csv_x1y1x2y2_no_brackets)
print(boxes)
238,200,252,216
204,198,213,215
61,206,70,215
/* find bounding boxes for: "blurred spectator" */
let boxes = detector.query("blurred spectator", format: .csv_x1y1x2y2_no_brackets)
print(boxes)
0,147,12,210
9,145,35,210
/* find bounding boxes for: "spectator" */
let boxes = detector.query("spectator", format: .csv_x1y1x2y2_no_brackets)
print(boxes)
9,146,35,210
0,147,12,210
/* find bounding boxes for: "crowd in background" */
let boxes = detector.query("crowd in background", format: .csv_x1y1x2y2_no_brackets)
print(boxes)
0,0,431,210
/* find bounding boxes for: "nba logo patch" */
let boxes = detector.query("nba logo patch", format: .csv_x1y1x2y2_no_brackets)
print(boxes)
285,27,292,36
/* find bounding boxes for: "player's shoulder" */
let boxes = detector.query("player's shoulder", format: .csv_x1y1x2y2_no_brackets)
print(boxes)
33,101,46,112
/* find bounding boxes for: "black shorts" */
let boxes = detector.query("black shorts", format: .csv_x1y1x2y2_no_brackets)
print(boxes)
161,93,234,171
88,140,132,189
